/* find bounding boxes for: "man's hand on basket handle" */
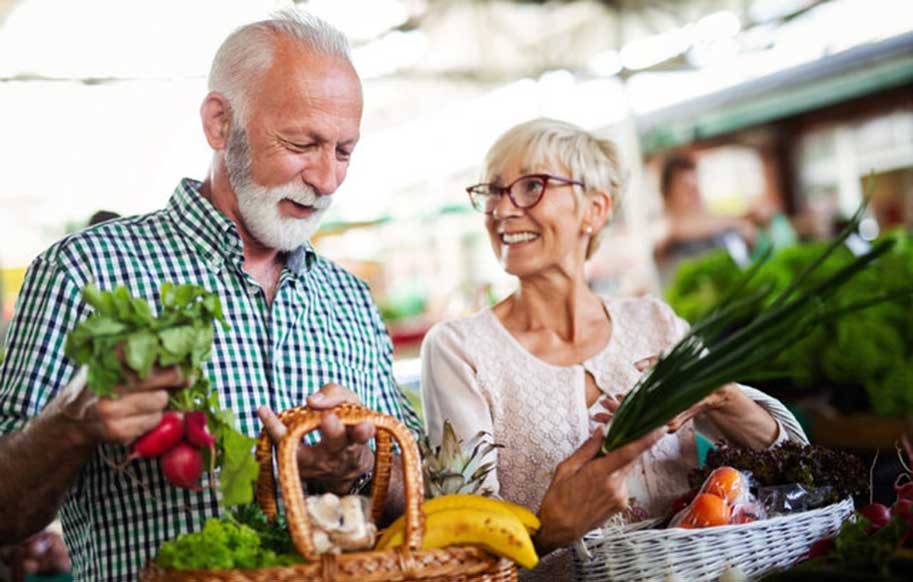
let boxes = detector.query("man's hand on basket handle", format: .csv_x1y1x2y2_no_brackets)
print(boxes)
257,383,375,496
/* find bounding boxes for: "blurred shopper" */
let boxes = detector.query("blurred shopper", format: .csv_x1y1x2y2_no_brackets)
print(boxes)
0,208,123,582
0,523,71,582
421,119,805,581
0,11,418,581
654,155,763,286
87,210,121,226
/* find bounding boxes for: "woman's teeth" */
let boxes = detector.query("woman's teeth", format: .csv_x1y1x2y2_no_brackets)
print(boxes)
501,232,540,244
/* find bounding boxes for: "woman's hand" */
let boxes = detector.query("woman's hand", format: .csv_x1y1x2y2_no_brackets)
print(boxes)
665,383,737,433
631,356,737,435
534,427,663,554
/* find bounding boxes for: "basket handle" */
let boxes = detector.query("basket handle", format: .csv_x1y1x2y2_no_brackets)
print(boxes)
254,403,424,560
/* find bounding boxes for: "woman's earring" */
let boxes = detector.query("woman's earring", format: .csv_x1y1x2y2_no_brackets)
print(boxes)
584,226,593,235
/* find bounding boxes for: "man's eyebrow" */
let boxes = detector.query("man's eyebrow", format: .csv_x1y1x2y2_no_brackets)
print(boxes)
278,129,359,147
340,134,360,147
278,130,324,143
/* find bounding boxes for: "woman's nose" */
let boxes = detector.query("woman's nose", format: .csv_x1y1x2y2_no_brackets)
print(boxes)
491,190,522,219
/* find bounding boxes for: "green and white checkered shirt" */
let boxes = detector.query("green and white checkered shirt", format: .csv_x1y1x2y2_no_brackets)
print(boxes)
0,178,422,581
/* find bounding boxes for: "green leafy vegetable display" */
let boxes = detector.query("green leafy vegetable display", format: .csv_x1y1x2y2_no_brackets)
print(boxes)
691,442,868,506
64,283,258,506
66,282,226,395
762,519,913,581
666,230,913,416
228,504,297,554
155,518,304,570
602,198,913,453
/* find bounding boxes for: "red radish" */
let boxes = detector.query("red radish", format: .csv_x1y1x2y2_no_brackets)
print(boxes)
858,503,891,532
670,489,698,514
807,537,835,559
895,481,913,501
892,498,913,520
127,411,184,461
185,411,215,449
161,443,203,489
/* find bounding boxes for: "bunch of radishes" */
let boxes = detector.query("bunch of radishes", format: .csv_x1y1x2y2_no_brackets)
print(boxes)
809,437,913,558
128,410,216,490
855,480,913,534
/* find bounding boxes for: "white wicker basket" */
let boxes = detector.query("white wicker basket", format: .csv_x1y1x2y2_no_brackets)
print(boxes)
573,497,854,581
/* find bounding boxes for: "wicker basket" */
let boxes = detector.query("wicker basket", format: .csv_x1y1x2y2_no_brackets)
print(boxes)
573,496,853,581
141,403,517,582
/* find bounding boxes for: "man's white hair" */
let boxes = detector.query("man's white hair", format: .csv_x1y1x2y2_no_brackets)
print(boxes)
208,9,352,125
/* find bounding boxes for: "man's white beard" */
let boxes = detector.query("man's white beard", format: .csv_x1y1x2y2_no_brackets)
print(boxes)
225,126,331,252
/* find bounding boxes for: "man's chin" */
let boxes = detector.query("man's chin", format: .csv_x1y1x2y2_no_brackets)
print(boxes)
256,221,321,252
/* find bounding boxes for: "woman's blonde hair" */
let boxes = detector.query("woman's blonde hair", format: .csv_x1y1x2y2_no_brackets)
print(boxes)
483,118,626,259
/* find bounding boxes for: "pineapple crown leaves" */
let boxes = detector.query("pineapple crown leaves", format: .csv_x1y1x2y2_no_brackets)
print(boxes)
420,419,503,498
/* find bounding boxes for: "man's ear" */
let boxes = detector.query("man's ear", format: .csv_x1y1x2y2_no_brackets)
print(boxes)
584,189,613,232
200,92,233,150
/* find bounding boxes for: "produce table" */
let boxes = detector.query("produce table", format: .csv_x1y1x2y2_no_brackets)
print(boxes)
810,412,913,450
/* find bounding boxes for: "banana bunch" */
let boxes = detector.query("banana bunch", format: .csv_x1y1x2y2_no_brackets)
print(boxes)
375,494,540,569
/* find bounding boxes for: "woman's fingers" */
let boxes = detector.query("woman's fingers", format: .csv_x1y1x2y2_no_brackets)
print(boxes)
634,355,659,373
595,427,664,474
556,427,604,477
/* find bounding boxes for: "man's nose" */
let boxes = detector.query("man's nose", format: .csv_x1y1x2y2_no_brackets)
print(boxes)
306,148,343,196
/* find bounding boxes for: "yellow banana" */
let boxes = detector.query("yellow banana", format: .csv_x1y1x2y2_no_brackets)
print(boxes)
376,507,538,569
424,494,541,533
377,494,540,549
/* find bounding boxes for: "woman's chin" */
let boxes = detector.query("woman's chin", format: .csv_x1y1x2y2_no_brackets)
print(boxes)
499,259,542,279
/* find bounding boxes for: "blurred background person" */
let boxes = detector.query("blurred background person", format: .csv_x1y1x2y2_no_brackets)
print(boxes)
653,155,769,287
86,210,121,227
0,522,71,582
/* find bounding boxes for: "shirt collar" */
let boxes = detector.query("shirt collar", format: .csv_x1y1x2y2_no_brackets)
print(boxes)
167,178,319,275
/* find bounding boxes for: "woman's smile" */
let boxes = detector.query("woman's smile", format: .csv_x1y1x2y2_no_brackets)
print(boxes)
500,230,541,246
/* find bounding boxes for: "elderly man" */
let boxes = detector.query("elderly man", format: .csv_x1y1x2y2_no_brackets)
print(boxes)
0,11,420,581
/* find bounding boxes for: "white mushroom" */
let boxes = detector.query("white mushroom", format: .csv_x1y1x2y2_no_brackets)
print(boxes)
305,493,376,553
307,493,343,532
311,529,337,555
330,496,377,550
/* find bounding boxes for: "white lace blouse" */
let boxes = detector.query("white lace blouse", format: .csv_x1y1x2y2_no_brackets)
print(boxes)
420,295,807,580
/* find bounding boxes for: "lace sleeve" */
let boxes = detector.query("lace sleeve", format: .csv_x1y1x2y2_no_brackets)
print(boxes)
420,321,500,494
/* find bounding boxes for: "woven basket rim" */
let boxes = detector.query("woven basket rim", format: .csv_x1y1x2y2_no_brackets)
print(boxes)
583,496,854,543
144,545,503,574
143,404,519,581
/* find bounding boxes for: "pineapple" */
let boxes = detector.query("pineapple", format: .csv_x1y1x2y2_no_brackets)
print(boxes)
419,419,502,498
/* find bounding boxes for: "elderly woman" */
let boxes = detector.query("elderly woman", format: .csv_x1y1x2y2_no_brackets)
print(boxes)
420,118,805,580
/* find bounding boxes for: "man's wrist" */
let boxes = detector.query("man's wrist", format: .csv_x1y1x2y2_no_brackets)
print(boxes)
306,471,372,496
36,407,96,450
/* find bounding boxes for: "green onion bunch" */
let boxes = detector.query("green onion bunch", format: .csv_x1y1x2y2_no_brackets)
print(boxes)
602,194,913,454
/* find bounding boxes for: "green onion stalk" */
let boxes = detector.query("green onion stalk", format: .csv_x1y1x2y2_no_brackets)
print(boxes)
602,188,913,454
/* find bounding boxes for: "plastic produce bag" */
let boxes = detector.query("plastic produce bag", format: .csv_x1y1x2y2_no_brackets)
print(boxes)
757,484,834,516
670,467,766,528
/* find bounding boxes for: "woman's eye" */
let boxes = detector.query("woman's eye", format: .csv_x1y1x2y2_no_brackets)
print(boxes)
525,179,544,193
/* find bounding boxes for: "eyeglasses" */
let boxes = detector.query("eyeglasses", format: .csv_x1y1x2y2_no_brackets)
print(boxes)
466,173,585,214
